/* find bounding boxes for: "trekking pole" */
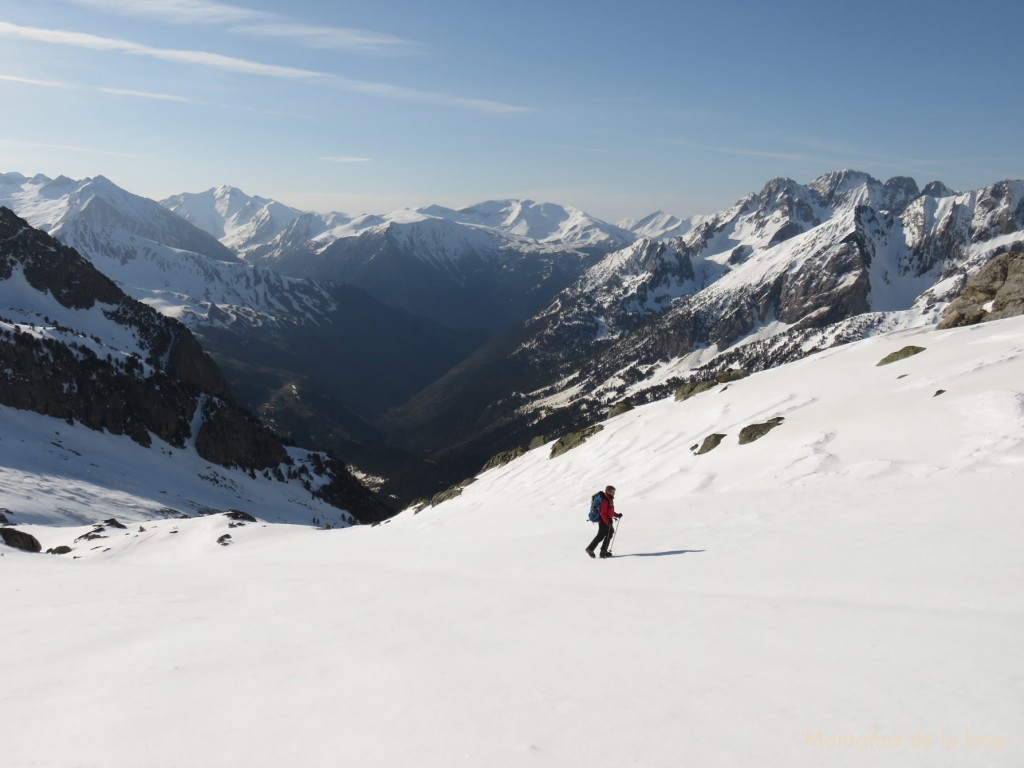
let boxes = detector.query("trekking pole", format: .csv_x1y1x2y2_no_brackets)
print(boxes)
610,516,623,553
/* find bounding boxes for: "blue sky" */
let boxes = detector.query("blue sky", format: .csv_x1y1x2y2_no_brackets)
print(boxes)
1,0,1022,222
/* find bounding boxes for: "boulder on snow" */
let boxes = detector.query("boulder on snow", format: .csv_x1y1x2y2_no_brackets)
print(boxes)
0,527,42,553
224,509,258,523
738,417,785,445
46,545,73,555
675,380,717,402
0,508,10,524
696,433,727,455
876,346,926,366
550,425,604,459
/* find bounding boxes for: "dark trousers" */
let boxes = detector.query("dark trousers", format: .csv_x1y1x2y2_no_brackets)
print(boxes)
587,519,614,553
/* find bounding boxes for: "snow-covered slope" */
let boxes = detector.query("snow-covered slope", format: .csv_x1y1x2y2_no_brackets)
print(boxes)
4,316,1022,767
619,209,698,239
162,185,326,255
524,173,1024,401
424,198,636,248
0,404,353,527
1,173,342,330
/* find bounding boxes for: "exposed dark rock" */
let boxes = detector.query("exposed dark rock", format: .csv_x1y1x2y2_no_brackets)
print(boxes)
877,346,926,366
224,509,258,523
47,545,73,555
696,433,727,455
217,534,232,546
75,527,107,542
103,517,127,529
0,508,9,524
675,380,717,401
421,478,476,510
550,425,604,459
195,400,288,469
938,251,1024,329
608,401,635,417
481,446,528,472
738,417,785,445
0,527,42,553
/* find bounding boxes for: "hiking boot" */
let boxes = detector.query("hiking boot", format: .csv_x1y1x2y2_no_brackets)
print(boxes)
599,550,612,558
585,548,596,558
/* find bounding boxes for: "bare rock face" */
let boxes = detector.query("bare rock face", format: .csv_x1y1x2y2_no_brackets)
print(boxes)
1,527,42,553
938,251,1024,329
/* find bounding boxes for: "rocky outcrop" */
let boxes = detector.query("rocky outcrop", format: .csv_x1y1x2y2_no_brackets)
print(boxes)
0,207,391,522
0,527,41,553
938,251,1024,329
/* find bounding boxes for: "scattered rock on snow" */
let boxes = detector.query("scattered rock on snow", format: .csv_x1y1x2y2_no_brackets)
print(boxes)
876,346,926,366
550,425,604,458
0,527,42,553
696,433,727,455
738,417,785,445
224,509,257,523
46,545,73,555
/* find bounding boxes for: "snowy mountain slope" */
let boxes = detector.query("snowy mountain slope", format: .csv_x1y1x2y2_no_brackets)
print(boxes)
164,187,635,259
0,404,354,528
4,316,1022,768
162,185,329,255
283,214,605,333
0,173,347,329
0,207,389,524
2,176,482,482
377,172,1024,493
424,198,636,248
162,187,635,333
619,209,698,239
1,172,237,263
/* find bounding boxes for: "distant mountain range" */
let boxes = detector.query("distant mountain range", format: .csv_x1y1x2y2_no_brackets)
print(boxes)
3,169,1022,506
0,206,389,524
163,188,635,333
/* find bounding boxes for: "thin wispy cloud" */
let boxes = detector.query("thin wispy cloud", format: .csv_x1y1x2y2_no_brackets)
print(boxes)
0,137,149,158
0,72,321,118
69,0,268,25
320,157,372,164
0,21,527,114
1,72,194,103
550,144,614,155
233,23,425,55
69,0,424,55
0,22,325,79
715,144,942,173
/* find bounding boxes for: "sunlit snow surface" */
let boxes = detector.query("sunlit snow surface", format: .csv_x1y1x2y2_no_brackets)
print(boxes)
4,317,1024,767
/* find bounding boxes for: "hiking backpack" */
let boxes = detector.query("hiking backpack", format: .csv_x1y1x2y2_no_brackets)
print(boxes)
587,491,605,523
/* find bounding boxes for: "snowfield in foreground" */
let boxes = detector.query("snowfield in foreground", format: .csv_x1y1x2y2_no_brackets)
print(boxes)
4,317,1024,767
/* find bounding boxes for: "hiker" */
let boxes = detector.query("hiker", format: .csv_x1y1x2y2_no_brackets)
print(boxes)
586,485,622,558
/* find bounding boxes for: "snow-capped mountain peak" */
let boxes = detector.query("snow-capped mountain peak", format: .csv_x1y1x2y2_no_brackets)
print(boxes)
162,185,310,253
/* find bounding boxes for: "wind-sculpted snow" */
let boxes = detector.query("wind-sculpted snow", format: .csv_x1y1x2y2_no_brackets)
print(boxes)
4,316,1022,768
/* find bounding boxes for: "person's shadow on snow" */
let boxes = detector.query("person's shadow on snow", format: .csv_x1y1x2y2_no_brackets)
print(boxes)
617,549,705,558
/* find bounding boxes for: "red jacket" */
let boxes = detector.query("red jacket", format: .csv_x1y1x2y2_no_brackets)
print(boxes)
599,494,617,524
